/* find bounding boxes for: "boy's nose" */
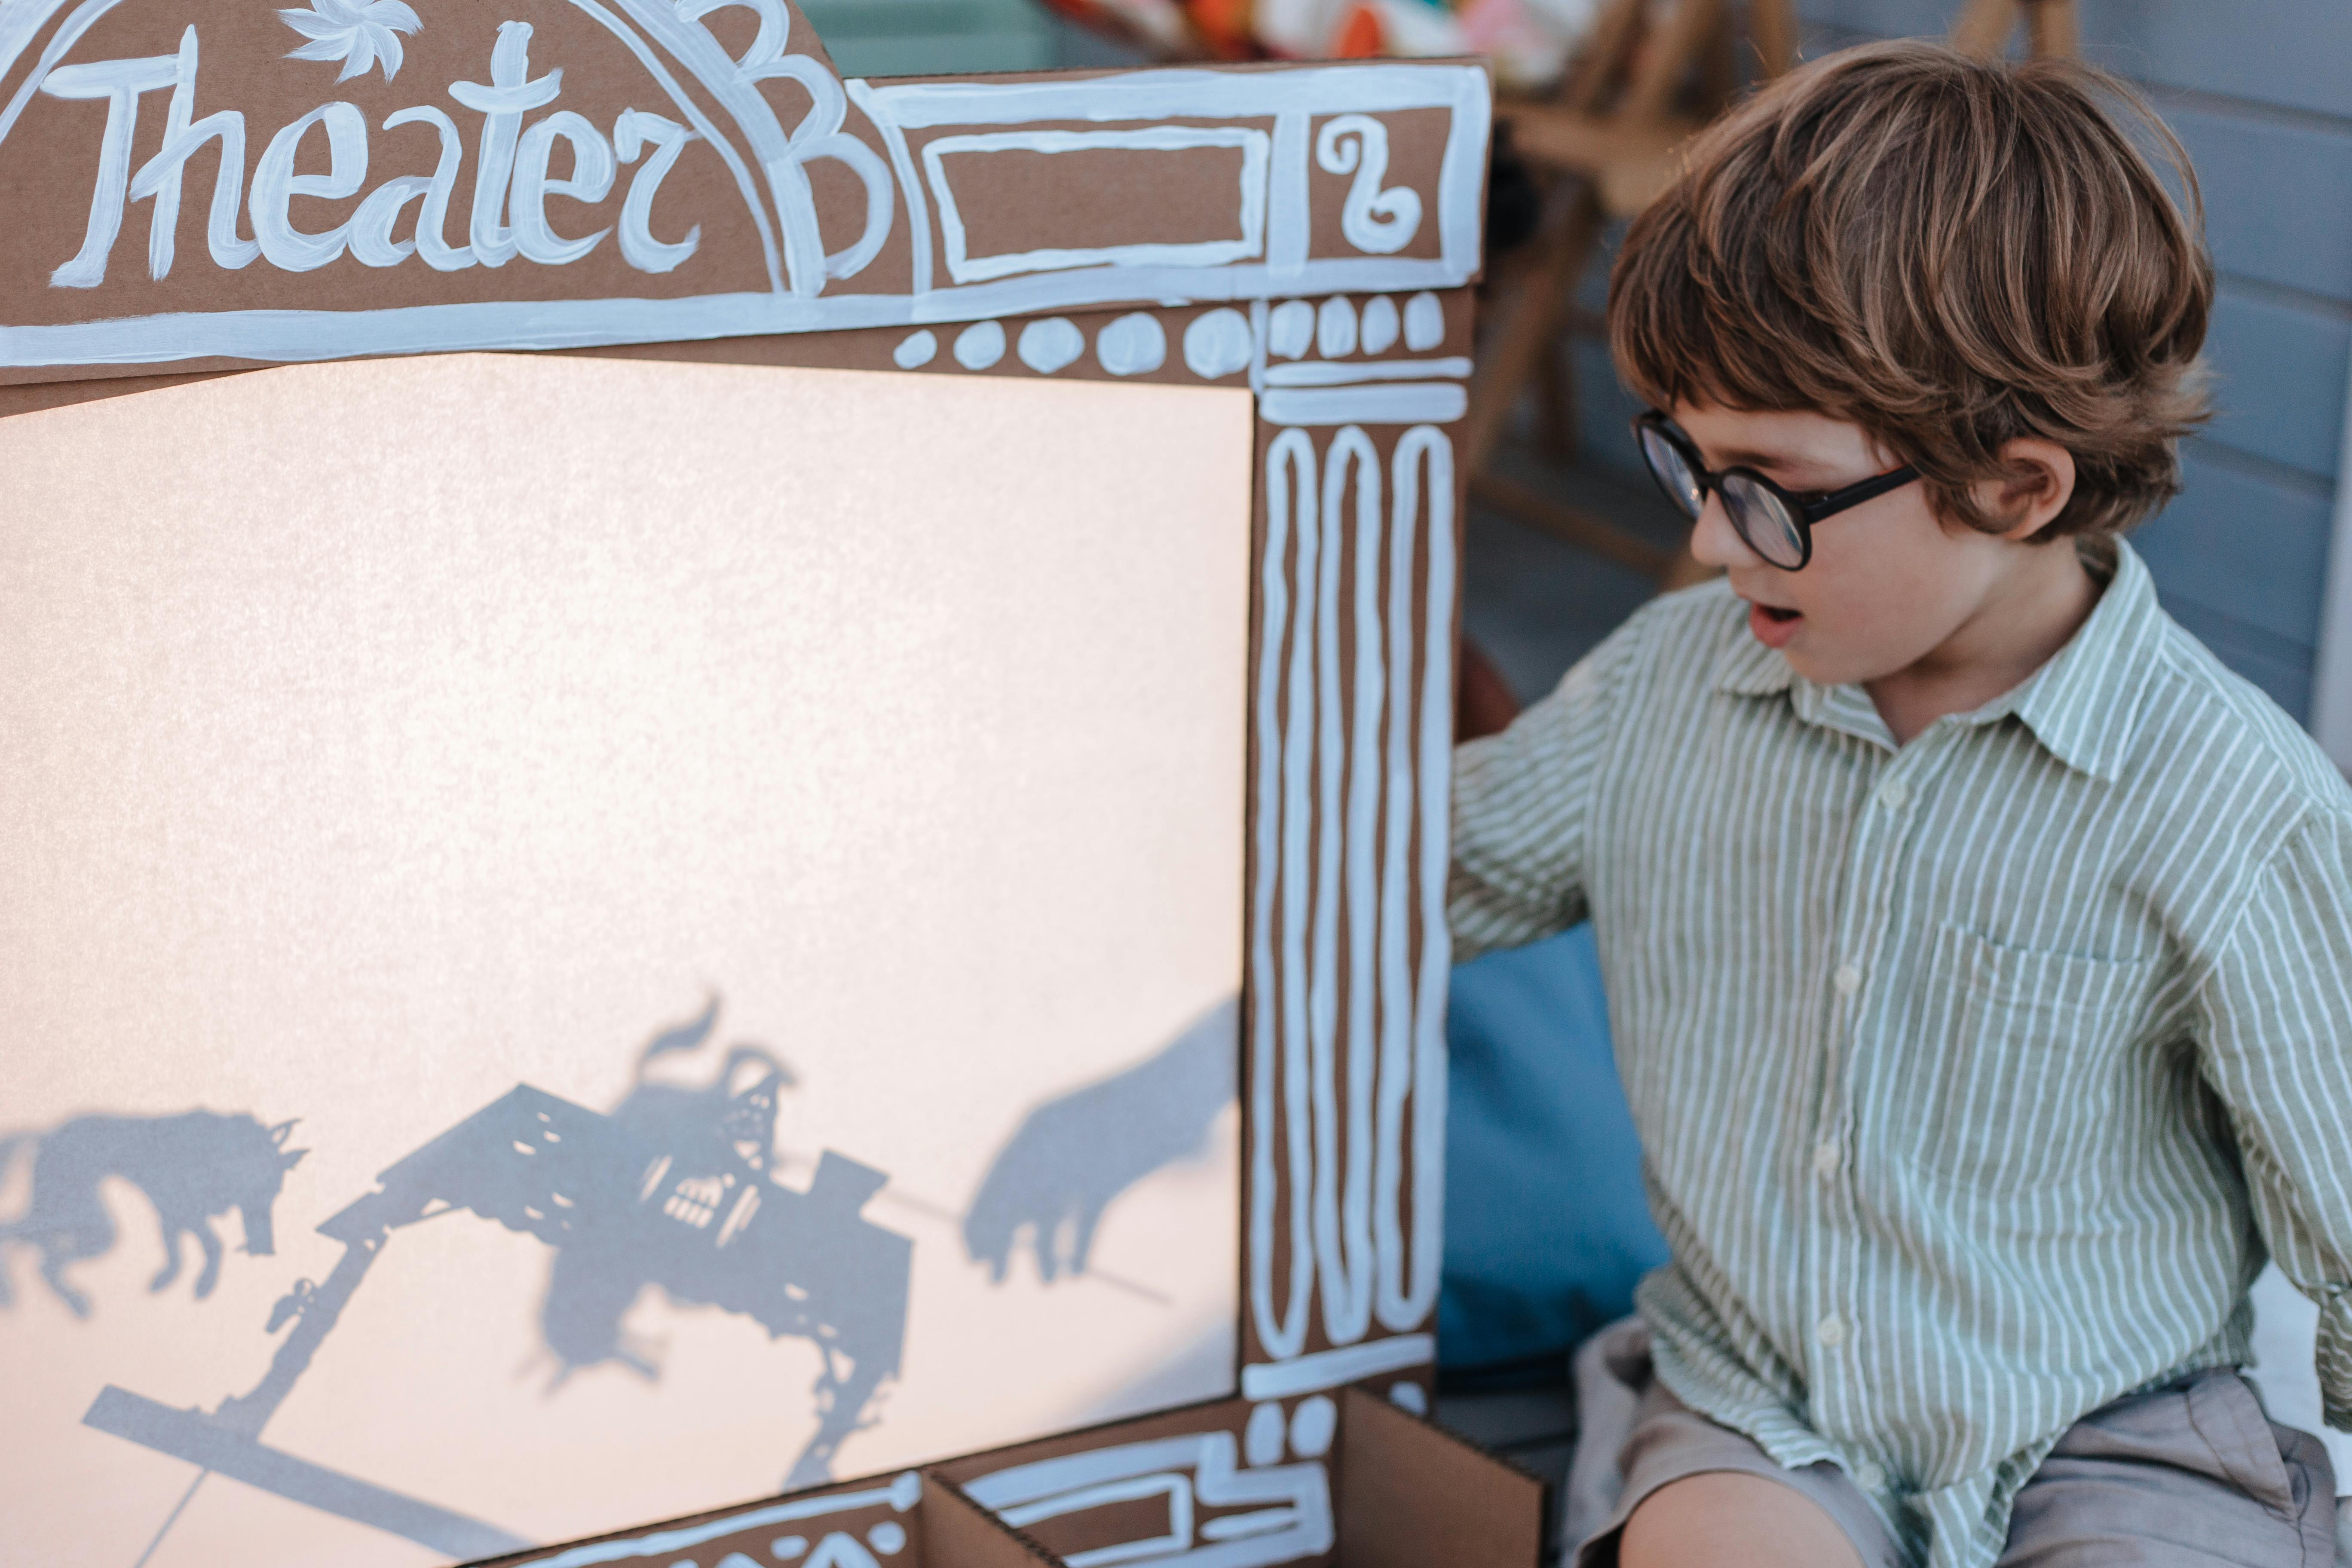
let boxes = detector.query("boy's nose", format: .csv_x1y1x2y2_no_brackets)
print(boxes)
1687,492,1761,570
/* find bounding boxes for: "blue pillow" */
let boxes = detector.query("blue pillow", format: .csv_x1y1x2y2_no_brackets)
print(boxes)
1439,924,1669,1370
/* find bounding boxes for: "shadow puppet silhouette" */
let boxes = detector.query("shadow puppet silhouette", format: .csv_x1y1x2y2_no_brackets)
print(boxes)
0,1112,306,1317
229,996,911,1492
963,998,1237,1284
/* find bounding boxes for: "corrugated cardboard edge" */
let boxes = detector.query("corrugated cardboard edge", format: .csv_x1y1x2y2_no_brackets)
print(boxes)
918,1471,1066,1566
1337,1386,1551,1568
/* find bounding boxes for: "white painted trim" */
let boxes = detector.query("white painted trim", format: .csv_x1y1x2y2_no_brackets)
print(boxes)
531,1472,921,1567
1259,382,1467,426
920,126,1270,286
2312,348,2352,774
1237,1332,1433,1400
857,63,1485,129
0,255,1476,368
844,77,931,297
1261,355,1470,386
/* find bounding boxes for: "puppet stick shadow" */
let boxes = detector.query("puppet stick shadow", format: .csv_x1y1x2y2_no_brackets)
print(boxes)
962,998,1238,1284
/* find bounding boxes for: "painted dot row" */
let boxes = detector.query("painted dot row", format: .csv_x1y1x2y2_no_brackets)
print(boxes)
891,292,1448,382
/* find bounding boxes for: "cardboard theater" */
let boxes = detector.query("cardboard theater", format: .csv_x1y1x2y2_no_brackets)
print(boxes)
0,3,1544,1563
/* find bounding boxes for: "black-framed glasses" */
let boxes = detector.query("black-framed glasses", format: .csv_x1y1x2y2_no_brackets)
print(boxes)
1632,410,1920,571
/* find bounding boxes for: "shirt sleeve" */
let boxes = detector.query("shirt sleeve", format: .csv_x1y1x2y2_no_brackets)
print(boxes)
2195,804,2352,1431
1446,616,1639,963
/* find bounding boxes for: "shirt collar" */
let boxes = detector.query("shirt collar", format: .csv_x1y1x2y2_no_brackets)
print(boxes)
1710,537,2165,780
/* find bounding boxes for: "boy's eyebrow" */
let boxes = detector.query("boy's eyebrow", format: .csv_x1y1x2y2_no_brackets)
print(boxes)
1705,442,1822,475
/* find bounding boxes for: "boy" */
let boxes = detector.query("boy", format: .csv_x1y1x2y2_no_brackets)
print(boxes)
1451,41,2352,1568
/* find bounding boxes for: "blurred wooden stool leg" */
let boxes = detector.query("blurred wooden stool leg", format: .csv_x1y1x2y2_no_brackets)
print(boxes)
1951,0,2075,58
1750,0,1797,77
2022,0,2077,57
1463,180,1606,476
1949,0,2019,57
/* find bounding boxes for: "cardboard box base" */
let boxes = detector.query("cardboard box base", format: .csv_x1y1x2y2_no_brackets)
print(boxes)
482,1382,1543,1568
482,1384,1546,1568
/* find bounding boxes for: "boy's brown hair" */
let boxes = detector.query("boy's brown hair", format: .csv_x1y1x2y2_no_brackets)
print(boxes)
1609,40,2213,539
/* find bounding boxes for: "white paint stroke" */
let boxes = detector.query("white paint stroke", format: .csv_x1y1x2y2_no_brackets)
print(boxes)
1261,355,1470,387
1315,295,1357,359
861,63,1486,131
1094,311,1165,375
40,48,181,287
964,1432,1331,1568
532,0,787,294
1359,293,1398,355
1248,296,1268,395
1375,424,1421,1357
0,257,1477,368
1338,425,1383,1349
890,328,935,368
1182,306,1253,380
1238,1334,1433,1401
129,28,261,279
530,1474,921,1567
1016,316,1084,373
0,0,135,224
844,77,931,296
1382,425,1454,1331
1260,383,1466,426
1267,299,1314,361
1250,429,1317,1364
611,108,701,274
1265,110,1309,279
1243,1402,1285,1467
1001,1475,1190,1565
952,318,1003,368
922,126,1269,286
1288,1395,1336,1459
1401,290,1443,351
1315,116,1420,256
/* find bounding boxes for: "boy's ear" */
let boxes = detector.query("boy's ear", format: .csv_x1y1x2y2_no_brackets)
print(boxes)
1974,438,2078,542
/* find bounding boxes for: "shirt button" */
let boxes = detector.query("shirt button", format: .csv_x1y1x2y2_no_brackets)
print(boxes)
1879,780,1910,811
1812,1141,1841,1179
1854,1459,1886,1491
1817,1314,1848,1347
1833,962,1863,996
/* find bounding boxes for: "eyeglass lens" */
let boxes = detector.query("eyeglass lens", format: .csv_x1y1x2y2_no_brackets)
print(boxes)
1638,426,1705,519
1721,473,1808,569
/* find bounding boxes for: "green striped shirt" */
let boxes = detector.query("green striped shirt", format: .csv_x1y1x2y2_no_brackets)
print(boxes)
1449,539,2352,1568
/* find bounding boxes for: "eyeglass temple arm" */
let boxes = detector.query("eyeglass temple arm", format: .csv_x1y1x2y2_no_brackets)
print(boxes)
1797,466,1920,522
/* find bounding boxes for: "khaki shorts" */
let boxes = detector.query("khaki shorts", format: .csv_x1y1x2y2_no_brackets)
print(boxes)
1565,1321,2340,1568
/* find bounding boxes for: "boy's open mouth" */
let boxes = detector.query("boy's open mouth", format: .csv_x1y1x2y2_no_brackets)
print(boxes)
1746,600,1804,649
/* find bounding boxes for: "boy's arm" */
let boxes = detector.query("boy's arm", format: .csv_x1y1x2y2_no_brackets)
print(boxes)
2196,804,2352,1432
1447,625,1636,963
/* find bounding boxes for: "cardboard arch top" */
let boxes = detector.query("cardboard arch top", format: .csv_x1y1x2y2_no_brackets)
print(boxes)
2,6,1518,1565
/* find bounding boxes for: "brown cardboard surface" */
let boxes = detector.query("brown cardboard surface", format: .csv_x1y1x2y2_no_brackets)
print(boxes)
919,1476,1065,1568
1337,1388,1547,1568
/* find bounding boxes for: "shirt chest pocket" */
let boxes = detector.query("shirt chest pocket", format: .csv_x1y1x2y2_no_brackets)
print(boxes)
1904,925,2159,1199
